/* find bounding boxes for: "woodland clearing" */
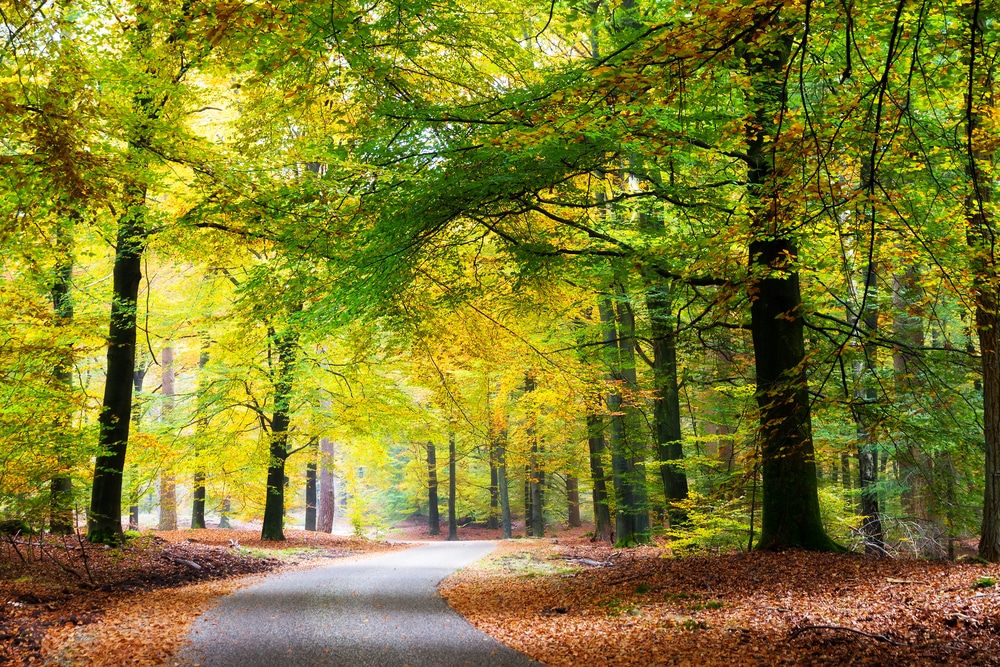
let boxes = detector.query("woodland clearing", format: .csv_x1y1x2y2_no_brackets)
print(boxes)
1,526,998,666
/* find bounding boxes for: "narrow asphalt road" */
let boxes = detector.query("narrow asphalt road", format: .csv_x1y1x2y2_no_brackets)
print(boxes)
176,541,541,667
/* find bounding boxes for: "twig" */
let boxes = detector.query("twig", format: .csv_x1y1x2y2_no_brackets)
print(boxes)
38,540,83,581
789,625,905,646
5,534,26,564
74,529,95,585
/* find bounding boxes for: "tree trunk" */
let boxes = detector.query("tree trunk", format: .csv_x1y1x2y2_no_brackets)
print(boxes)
496,427,512,539
893,266,929,524
87,15,156,545
599,292,649,546
965,0,1000,563
587,411,613,543
260,324,299,541
524,464,533,537
850,262,884,554
743,18,837,552
87,197,146,544
427,443,440,536
645,282,688,524
318,435,335,533
191,339,209,530
487,447,500,530
305,439,318,531
126,362,147,531
448,431,458,541
525,374,544,538
566,475,582,528
158,346,177,531
49,224,74,535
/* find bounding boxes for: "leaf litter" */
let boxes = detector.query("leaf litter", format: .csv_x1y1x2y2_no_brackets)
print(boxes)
0,528,403,666
441,538,1000,666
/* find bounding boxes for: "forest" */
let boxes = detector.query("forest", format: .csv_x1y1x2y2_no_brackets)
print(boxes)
2,0,999,566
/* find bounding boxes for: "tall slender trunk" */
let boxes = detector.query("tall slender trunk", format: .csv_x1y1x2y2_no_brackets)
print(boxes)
587,410,613,543
49,224,74,534
260,323,299,541
191,338,209,530
427,443,440,535
496,426,512,539
448,431,458,541
599,292,650,546
851,262,884,554
566,475,582,527
965,0,1000,563
525,374,544,537
318,435,335,533
158,346,177,531
305,439,318,531
87,14,156,545
645,282,688,523
126,361,148,531
743,15,836,551
893,266,929,524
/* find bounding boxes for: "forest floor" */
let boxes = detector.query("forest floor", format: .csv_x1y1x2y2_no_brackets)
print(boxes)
1,523,999,666
0,528,404,666
441,536,1000,666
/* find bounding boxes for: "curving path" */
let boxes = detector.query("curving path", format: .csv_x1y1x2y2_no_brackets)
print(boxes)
176,541,540,667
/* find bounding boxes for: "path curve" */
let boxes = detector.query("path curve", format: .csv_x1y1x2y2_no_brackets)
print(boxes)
176,541,540,667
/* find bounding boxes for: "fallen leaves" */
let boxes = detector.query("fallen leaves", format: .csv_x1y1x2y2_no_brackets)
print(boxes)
441,540,1000,666
0,529,404,666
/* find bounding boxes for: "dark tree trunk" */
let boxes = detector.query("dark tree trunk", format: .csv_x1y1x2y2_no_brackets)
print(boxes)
487,448,500,530
427,443,440,536
965,0,1000,563
87,200,146,544
86,14,157,545
305,439,318,531
850,260,884,554
260,324,299,541
525,374,544,538
587,411,613,543
448,432,458,541
566,475,582,528
645,283,688,524
524,464,533,537
496,428,512,539
318,435,335,533
191,339,209,530
49,224,74,535
158,347,177,531
127,363,147,532
743,19,837,552
599,293,649,546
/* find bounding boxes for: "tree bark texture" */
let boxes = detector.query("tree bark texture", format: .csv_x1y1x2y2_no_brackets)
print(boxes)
587,411,613,543
599,293,649,545
260,325,299,541
525,374,544,538
966,0,1000,563
448,431,458,541
49,224,74,534
427,443,440,536
645,283,689,523
304,438,318,531
566,475,582,528
191,339,209,530
744,19,837,551
158,346,177,531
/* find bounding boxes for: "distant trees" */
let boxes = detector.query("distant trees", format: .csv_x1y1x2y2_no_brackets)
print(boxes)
3,0,1000,563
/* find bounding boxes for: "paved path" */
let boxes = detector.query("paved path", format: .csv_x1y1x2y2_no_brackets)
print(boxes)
176,541,540,667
